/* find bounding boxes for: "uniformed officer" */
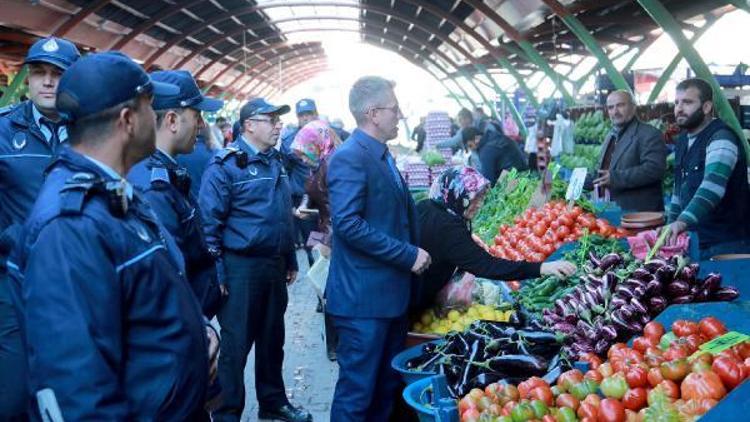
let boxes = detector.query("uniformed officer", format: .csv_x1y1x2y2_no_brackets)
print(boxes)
7,51,214,420
128,70,225,319
199,98,311,422
0,36,80,419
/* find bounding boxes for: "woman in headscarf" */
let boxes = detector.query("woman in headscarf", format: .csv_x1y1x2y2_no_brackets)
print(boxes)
414,165,576,310
290,119,341,361
290,119,341,239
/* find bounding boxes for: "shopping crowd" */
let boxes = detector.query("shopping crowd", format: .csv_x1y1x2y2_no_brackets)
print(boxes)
0,34,748,422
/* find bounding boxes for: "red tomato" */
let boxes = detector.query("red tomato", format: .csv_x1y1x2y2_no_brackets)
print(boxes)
532,224,547,237
583,394,602,408
461,407,480,421
658,380,681,401
632,336,657,354
625,365,649,388
598,398,626,422
556,225,571,241
559,215,573,227
459,396,477,414
580,352,603,370
598,362,615,378
663,345,689,361
644,347,665,367
585,370,604,383
518,377,548,399
672,320,700,337
577,402,598,420
643,321,665,342
648,367,664,387
557,369,585,392
734,341,750,359
712,356,747,390
542,415,556,422
529,386,554,406
699,317,728,340
660,358,690,382
622,387,648,411
556,393,580,410
681,371,727,401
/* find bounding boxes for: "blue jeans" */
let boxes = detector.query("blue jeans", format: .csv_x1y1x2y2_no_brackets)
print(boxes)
330,316,407,422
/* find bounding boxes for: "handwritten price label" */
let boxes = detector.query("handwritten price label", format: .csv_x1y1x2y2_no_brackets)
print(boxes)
698,331,749,355
565,168,588,202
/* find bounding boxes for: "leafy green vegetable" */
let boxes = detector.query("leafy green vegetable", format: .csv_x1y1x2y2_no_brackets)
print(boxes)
473,169,541,243
421,150,445,166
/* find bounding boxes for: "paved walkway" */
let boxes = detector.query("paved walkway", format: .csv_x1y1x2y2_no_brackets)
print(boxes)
241,251,338,421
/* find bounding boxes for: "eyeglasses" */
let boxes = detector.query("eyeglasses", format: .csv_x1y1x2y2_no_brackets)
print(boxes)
371,104,402,114
246,116,281,125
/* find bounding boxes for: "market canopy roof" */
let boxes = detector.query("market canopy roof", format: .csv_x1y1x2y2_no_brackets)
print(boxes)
0,0,741,101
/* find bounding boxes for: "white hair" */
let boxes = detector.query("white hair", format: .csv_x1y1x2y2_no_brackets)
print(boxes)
349,76,395,125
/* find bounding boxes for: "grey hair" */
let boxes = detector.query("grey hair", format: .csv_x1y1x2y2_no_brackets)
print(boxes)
609,89,636,105
348,76,395,125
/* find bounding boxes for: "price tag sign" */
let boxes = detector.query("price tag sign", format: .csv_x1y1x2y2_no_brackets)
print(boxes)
565,167,588,202
697,331,750,355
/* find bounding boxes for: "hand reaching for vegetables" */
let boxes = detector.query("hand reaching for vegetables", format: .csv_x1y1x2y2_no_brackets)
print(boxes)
540,260,577,278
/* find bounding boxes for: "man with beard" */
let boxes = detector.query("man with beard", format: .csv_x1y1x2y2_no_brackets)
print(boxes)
585,90,666,212
7,52,211,420
667,78,750,258
0,36,80,419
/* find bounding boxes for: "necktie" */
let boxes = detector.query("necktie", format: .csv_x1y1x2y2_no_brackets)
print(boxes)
41,120,61,150
385,152,403,191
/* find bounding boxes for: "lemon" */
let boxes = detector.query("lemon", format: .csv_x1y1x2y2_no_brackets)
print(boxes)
466,308,478,318
450,322,463,332
447,310,461,322
413,322,424,332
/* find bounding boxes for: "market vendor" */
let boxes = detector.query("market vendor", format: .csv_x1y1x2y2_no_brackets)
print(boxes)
585,90,666,212
666,78,750,258
413,165,576,310
462,126,527,186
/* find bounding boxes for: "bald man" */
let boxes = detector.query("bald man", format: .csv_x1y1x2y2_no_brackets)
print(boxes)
586,90,667,212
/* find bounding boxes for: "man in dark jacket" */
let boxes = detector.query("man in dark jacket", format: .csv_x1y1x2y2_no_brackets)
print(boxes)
587,90,666,212
462,126,527,185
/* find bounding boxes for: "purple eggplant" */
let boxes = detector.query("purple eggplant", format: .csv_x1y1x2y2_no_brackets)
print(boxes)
604,272,618,291
616,285,634,299
589,251,602,268
646,279,662,296
599,253,623,271
595,338,610,355
610,311,630,330
655,267,675,285
610,296,628,309
678,265,696,282
645,259,668,273
625,278,646,288
553,322,576,334
633,286,647,298
628,321,644,333
701,273,722,293
695,288,711,302
619,306,635,321
563,314,578,324
713,286,740,301
601,324,618,341
631,268,652,281
649,296,667,310
667,280,691,297
631,297,648,315
671,294,694,304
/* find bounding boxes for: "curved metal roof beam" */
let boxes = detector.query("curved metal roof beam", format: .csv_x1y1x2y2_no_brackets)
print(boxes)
244,58,329,97
226,53,328,98
222,28,468,107
53,0,111,37
256,64,330,98
111,0,206,50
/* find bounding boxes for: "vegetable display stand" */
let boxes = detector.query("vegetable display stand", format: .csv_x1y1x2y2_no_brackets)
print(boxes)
699,257,750,301
629,302,750,420
594,203,622,226
392,340,442,385
402,375,459,422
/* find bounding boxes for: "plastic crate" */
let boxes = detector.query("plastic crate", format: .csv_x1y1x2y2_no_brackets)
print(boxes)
402,375,459,422
392,340,443,385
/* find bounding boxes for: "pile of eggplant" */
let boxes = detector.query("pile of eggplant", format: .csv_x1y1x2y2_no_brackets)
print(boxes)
541,254,739,360
404,321,566,398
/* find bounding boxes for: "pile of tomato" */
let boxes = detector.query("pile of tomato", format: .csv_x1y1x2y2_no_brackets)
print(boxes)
489,201,626,262
459,317,749,421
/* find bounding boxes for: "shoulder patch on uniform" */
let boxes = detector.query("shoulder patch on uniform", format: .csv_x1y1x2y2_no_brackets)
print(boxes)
216,147,239,162
150,166,171,185
59,173,98,215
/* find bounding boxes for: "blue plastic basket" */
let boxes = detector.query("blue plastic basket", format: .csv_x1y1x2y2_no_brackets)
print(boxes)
392,340,442,385
402,375,459,422
698,258,750,301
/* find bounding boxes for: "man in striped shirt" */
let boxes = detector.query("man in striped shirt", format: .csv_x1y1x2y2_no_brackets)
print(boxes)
667,78,750,259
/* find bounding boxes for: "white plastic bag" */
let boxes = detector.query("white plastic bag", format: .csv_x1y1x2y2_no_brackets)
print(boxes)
306,253,330,299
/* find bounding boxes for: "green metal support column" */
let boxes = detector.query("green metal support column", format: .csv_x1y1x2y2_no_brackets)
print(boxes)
475,64,528,139
637,0,749,159
647,16,717,103
541,0,630,91
458,70,496,116
517,41,574,105
438,79,470,109
729,0,750,13
446,77,477,109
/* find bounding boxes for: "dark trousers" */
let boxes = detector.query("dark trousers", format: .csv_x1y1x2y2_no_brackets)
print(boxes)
330,316,407,422
212,254,289,422
0,271,28,420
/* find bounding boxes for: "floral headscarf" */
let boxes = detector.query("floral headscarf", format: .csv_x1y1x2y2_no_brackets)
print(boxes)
290,120,340,167
429,165,490,219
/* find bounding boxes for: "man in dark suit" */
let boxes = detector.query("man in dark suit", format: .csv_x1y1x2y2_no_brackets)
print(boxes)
587,90,667,212
326,76,432,421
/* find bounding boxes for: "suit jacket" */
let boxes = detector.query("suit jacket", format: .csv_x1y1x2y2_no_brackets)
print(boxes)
591,119,666,212
325,129,420,318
